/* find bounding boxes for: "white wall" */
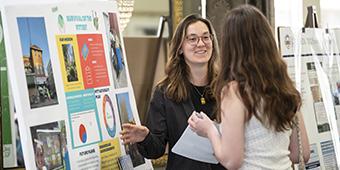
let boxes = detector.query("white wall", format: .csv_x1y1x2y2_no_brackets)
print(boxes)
274,0,303,30
123,0,169,37
320,0,340,28
274,0,303,42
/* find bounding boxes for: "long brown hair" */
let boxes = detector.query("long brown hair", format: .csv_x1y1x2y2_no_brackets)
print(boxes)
215,5,301,132
158,14,219,102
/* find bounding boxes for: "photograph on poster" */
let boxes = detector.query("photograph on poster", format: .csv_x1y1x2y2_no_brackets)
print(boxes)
30,121,69,170
62,44,78,82
17,17,58,109
332,82,340,105
56,35,84,92
116,92,145,167
306,62,330,133
104,12,128,88
284,34,293,50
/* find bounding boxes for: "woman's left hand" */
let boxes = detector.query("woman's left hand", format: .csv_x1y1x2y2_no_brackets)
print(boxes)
188,111,216,138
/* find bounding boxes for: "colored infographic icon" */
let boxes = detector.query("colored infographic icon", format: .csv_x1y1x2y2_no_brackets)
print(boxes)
103,94,116,137
82,43,89,61
79,124,87,143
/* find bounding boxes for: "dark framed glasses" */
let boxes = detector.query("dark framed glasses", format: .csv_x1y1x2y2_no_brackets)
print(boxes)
185,34,213,46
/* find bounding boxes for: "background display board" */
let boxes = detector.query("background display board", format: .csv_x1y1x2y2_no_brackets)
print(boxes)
278,27,340,169
1,1,152,169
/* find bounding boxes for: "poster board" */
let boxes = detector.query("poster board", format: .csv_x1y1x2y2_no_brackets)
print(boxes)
1,1,153,169
0,12,17,168
278,27,340,169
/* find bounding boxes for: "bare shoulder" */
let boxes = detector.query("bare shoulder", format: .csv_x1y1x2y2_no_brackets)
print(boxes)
221,81,240,98
220,81,247,121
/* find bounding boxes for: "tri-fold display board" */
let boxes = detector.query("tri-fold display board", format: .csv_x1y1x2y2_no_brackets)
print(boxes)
1,1,152,169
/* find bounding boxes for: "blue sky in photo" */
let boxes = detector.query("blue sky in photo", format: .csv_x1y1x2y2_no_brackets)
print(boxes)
17,17,51,75
117,92,134,122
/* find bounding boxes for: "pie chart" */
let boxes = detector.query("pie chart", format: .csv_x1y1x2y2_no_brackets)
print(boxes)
79,124,87,143
103,94,116,137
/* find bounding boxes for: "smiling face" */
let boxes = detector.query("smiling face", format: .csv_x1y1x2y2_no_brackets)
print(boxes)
181,21,213,69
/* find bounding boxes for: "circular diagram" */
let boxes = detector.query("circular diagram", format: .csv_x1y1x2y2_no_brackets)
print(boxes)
79,124,87,143
103,94,116,137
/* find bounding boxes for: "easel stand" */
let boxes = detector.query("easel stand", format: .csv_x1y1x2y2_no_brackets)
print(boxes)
305,5,318,28
142,16,171,118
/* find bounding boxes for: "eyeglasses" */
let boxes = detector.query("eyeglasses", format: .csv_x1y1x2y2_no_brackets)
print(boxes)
185,34,213,46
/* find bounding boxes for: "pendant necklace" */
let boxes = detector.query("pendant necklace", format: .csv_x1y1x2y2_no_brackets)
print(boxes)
193,86,206,105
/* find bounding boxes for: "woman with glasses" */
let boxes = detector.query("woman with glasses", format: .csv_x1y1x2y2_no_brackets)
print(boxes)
120,14,225,170
188,5,310,169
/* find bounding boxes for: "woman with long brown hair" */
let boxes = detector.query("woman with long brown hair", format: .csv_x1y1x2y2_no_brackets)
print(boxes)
120,14,225,169
189,5,310,169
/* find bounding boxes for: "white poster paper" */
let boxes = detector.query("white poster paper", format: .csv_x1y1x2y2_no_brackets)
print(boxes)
1,1,152,169
278,27,340,169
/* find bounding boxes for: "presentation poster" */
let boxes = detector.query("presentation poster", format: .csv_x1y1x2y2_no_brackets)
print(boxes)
1,1,152,169
278,27,340,169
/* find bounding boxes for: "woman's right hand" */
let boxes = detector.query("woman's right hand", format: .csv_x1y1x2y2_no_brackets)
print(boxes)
120,123,149,144
188,111,217,138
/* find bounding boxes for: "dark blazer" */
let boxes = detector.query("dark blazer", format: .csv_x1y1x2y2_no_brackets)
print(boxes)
137,87,225,170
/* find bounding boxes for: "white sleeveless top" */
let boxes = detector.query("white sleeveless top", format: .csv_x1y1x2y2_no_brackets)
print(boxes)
239,115,293,170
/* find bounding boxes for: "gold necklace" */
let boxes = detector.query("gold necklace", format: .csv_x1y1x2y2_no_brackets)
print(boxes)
193,86,206,105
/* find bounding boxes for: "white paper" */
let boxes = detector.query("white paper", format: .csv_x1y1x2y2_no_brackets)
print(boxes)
171,125,218,164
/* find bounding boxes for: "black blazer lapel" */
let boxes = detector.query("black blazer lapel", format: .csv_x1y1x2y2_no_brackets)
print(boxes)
181,99,194,118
